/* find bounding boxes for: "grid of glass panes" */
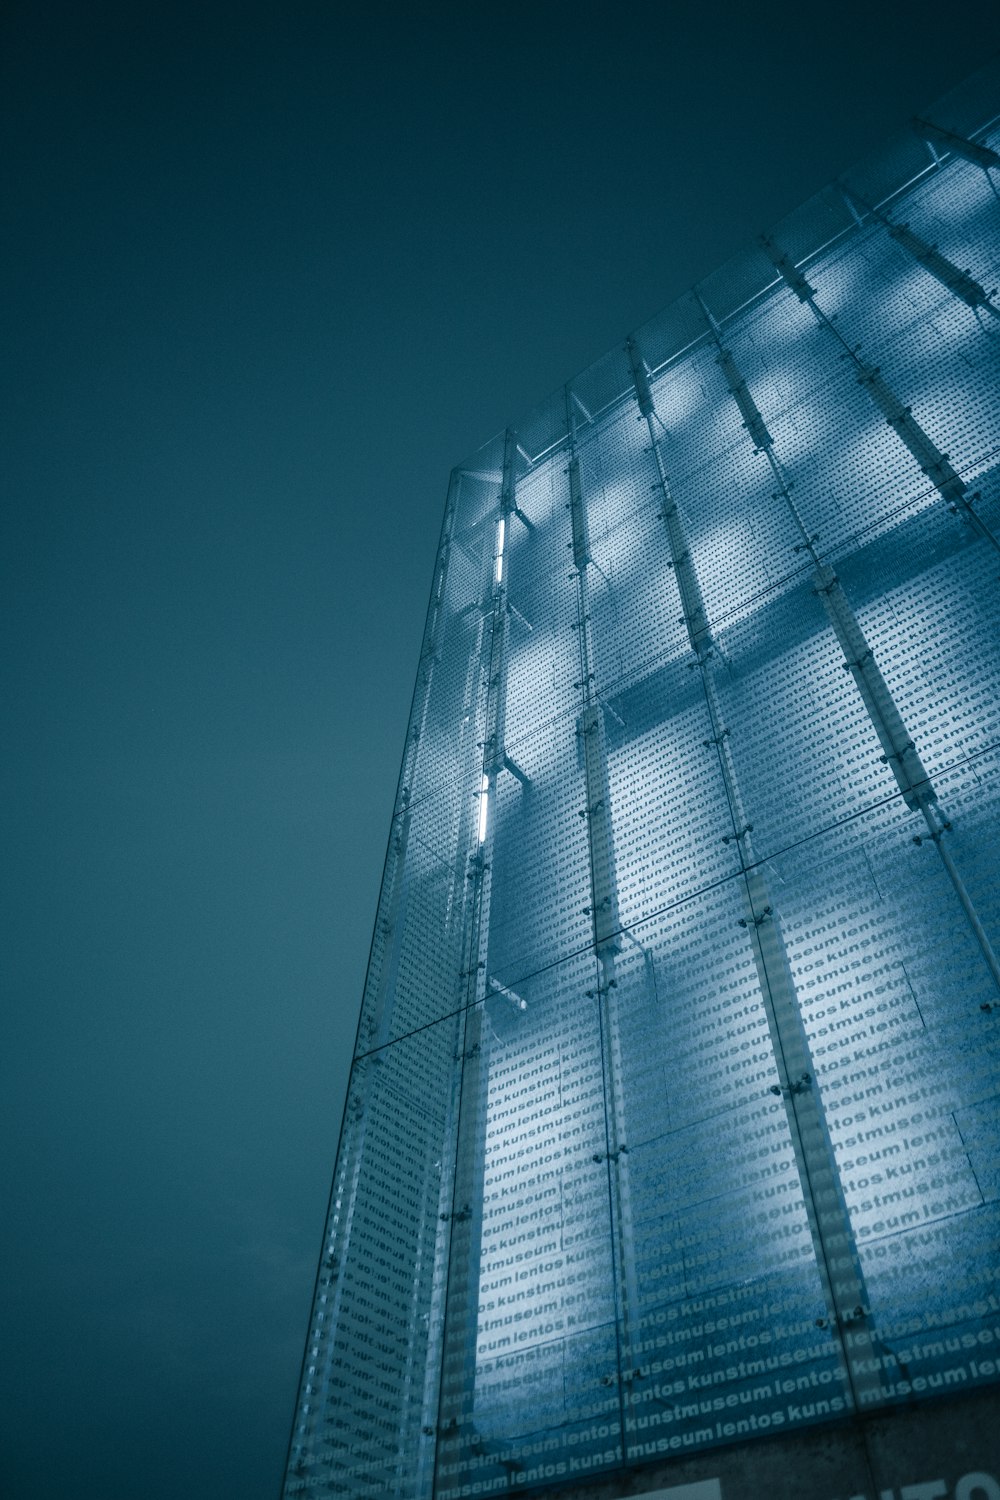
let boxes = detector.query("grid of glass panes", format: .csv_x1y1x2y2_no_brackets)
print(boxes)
282,76,1000,1500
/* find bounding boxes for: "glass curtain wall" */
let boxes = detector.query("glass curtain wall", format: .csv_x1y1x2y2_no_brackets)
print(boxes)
282,64,1000,1500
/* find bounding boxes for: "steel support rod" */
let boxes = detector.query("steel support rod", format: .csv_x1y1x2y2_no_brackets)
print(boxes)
840,188,998,317
566,388,640,1417
415,600,492,1500
759,235,1000,555
696,295,1000,999
431,429,530,1492
626,335,885,1410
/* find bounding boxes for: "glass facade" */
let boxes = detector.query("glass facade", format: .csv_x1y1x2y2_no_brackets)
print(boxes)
282,64,1000,1500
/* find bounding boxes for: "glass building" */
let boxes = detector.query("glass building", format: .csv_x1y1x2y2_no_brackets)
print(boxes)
282,64,1000,1500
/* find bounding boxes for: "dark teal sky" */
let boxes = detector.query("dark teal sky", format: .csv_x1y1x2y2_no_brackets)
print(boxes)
2,4,997,1497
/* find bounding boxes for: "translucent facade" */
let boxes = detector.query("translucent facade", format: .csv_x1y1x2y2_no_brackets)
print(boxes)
282,66,1000,1500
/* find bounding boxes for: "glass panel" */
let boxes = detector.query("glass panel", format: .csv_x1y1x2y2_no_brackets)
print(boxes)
435,947,623,1495
768,771,1000,1409
286,1016,461,1498
614,890,848,1459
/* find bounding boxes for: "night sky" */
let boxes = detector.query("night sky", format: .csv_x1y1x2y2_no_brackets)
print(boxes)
2,4,998,1497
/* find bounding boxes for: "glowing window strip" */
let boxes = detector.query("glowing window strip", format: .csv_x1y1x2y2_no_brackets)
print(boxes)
478,775,490,842
495,516,506,583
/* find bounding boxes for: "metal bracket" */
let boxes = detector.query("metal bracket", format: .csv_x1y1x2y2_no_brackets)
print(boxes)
770,1073,813,1098
739,904,772,928
585,979,618,998
592,1145,629,1164
913,821,951,847
880,741,915,765
440,1205,472,1224
723,823,753,845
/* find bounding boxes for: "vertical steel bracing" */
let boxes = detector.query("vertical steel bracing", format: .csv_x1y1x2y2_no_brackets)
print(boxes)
748,251,1000,995
760,235,1000,557
431,430,529,1493
414,541,494,1500
840,188,999,317
565,392,640,1416
626,335,885,1408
